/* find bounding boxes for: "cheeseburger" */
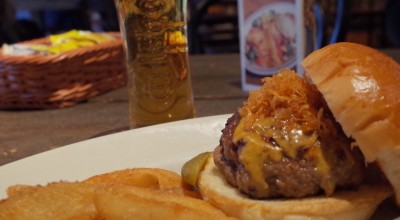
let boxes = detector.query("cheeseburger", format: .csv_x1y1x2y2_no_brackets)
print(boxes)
195,43,400,220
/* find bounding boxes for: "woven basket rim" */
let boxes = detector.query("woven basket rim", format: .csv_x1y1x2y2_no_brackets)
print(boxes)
0,32,122,64
0,31,126,110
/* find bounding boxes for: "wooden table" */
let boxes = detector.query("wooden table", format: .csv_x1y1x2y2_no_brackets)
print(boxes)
1,51,400,219
1,49,400,167
0,54,248,166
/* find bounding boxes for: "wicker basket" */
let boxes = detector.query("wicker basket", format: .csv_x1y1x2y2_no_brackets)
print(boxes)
0,32,126,109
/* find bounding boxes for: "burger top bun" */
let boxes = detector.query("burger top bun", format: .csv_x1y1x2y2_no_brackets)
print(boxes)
302,42,400,203
199,156,392,220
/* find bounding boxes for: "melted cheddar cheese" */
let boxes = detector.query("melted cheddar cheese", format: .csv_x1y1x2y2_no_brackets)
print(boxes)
234,69,339,196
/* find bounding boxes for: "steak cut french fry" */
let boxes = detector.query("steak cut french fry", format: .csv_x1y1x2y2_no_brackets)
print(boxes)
0,168,235,220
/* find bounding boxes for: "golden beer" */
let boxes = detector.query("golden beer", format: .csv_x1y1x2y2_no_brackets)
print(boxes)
115,0,195,128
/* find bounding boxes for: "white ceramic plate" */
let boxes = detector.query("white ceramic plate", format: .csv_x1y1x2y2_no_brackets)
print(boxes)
244,2,296,76
0,114,398,219
0,114,230,199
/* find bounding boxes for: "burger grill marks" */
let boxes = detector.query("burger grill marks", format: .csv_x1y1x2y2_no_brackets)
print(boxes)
214,69,366,199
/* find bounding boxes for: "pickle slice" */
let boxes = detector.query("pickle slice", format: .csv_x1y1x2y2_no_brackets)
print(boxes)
181,152,211,187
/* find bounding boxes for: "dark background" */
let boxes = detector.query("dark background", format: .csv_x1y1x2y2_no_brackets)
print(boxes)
0,0,398,54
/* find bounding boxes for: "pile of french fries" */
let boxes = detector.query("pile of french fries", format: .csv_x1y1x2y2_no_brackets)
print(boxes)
0,168,235,220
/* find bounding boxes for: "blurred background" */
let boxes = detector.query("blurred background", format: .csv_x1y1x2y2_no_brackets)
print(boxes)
0,0,399,53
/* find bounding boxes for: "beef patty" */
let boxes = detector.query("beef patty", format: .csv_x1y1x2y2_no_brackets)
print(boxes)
213,70,366,199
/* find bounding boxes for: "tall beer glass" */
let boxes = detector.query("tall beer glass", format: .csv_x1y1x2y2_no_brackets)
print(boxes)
114,0,196,128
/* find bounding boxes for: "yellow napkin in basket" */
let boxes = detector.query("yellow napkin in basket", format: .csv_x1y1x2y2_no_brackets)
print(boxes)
2,30,115,55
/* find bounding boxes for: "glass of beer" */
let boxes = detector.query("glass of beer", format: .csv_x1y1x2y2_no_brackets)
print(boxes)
114,0,196,128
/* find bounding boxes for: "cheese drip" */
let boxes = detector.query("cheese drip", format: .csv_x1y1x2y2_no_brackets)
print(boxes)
233,69,343,196
233,114,334,195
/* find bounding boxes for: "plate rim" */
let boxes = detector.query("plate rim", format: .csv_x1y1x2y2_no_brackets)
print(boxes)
0,114,231,199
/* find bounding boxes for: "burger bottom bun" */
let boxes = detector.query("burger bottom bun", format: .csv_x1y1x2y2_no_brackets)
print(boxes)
199,154,393,220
